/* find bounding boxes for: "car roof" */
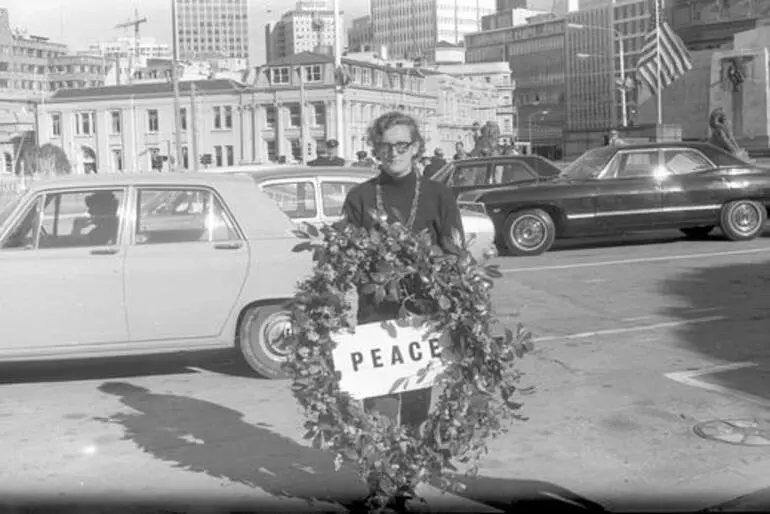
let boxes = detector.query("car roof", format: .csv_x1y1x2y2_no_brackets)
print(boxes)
590,141,722,152
19,172,256,193
209,165,377,181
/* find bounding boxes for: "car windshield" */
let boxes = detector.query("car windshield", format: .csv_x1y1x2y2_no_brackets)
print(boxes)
561,147,617,179
0,193,24,228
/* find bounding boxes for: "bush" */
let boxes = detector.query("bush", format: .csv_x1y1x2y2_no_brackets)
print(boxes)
284,211,533,513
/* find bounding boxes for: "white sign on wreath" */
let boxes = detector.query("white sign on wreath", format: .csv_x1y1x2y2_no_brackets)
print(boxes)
331,317,449,400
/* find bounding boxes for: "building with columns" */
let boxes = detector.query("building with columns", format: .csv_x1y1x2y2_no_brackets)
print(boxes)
249,51,497,162
34,52,498,172
35,80,246,174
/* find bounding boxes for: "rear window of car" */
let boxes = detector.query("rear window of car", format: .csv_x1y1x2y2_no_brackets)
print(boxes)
261,181,317,219
698,144,749,167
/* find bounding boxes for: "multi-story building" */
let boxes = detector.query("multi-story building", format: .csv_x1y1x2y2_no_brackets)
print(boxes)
466,15,567,157
36,79,246,174
371,0,496,62
564,5,614,134
250,52,497,161
428,61,516,138
349,15,374,52
88,36,171,61
0,8,106,170
173,0,249,61
668,0,770,50
265,7,345,62
481,8,549,31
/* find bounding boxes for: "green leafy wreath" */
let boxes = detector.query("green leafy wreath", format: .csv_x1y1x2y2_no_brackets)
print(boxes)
284,210,533,513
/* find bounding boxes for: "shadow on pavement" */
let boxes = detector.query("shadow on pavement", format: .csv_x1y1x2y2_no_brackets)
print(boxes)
661,256,770,402
0,349,259,385
95,382,604,512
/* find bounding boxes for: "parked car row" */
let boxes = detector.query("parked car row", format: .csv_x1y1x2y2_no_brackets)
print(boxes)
432,142,770,255
1,141,767,379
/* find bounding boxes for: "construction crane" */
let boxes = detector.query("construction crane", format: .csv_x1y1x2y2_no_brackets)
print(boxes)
115,9,147,84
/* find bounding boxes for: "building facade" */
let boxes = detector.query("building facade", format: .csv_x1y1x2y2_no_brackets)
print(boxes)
349,15,374,52
564,5,614,132
371,0,496,62
265,8,345,62
429,61,516,138
88,36,171,61
466,15,567,156
668,0,770,50
173,0,249,61
251,52,497,162
36,80,246,174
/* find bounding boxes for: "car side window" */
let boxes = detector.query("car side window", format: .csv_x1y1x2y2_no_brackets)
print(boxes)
321,181,358,217
35,190,125,249
261,181,317,219
492,162,536,184
663,150,713,175
448,165,488,187
135,188,238,245
615,151,660,179
1,197,43,250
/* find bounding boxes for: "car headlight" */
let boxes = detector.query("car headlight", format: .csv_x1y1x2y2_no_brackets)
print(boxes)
457,201,487,216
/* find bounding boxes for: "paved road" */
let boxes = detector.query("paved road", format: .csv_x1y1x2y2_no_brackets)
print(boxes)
3,229,770,511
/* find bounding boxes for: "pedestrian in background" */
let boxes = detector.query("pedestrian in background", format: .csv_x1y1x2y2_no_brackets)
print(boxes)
422,148,447,179
352,150,376,168
308,139,346,167
453,141,467,161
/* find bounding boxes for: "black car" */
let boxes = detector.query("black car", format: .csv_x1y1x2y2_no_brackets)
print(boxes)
457,142,770,256
430,155,563,196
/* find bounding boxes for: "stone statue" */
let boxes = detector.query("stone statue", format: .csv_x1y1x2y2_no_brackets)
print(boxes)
708,108,748,160
469,121,502,158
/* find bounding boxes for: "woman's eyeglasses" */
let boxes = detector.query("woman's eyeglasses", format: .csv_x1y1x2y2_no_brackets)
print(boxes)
375,141,413,155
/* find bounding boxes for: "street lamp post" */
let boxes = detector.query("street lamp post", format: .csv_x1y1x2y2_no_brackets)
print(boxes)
528,110,550,152
567,23,628,128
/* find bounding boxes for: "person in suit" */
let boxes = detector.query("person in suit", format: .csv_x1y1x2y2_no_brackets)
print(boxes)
422,148,447,178
307,139,346,167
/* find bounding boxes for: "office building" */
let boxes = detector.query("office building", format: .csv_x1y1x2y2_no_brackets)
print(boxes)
466,15,567,157
0,8,106,172
265,7,345,62
173,0,249,61
371,0,497,62
349,15,373,52
88,36,171,61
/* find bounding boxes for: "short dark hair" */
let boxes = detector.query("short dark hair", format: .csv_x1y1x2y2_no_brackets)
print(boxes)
366,111,425,159
326,139,339,148
356,150,368,159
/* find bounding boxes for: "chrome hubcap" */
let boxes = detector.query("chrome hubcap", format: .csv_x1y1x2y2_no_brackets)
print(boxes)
731,203,761,234
512,215,546,250
258,312,294,359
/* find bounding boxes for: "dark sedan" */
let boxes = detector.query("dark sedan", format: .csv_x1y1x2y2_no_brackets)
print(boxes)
430,155,563,196
457,142,770,256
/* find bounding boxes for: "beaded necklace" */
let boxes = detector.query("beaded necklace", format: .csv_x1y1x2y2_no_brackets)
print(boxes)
375,170,421,230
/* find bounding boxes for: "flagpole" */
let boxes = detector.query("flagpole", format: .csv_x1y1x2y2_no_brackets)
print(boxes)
333,0,345,159
655,0,663,126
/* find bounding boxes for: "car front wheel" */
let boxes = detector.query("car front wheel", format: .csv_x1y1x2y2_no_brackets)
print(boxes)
238,303,293,379
503,209,556,256
720,200,767,241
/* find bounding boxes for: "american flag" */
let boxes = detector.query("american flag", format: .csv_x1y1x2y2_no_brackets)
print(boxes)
635,0,693,96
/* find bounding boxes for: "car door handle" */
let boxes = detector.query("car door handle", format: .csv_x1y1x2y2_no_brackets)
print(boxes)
90,248,119,255
214,242,243,250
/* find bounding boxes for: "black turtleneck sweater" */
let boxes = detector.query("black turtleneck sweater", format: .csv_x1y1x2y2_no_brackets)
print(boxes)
342,169,464,248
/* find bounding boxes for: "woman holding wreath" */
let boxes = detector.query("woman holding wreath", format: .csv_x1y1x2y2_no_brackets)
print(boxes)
341,111,465,427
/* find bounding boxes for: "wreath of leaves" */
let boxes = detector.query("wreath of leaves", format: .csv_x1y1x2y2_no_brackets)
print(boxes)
284,210,533,513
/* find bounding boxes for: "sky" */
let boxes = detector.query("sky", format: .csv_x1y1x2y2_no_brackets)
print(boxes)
3,0,368,65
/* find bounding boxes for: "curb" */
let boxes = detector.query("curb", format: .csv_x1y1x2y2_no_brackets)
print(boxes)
701,486,770,512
